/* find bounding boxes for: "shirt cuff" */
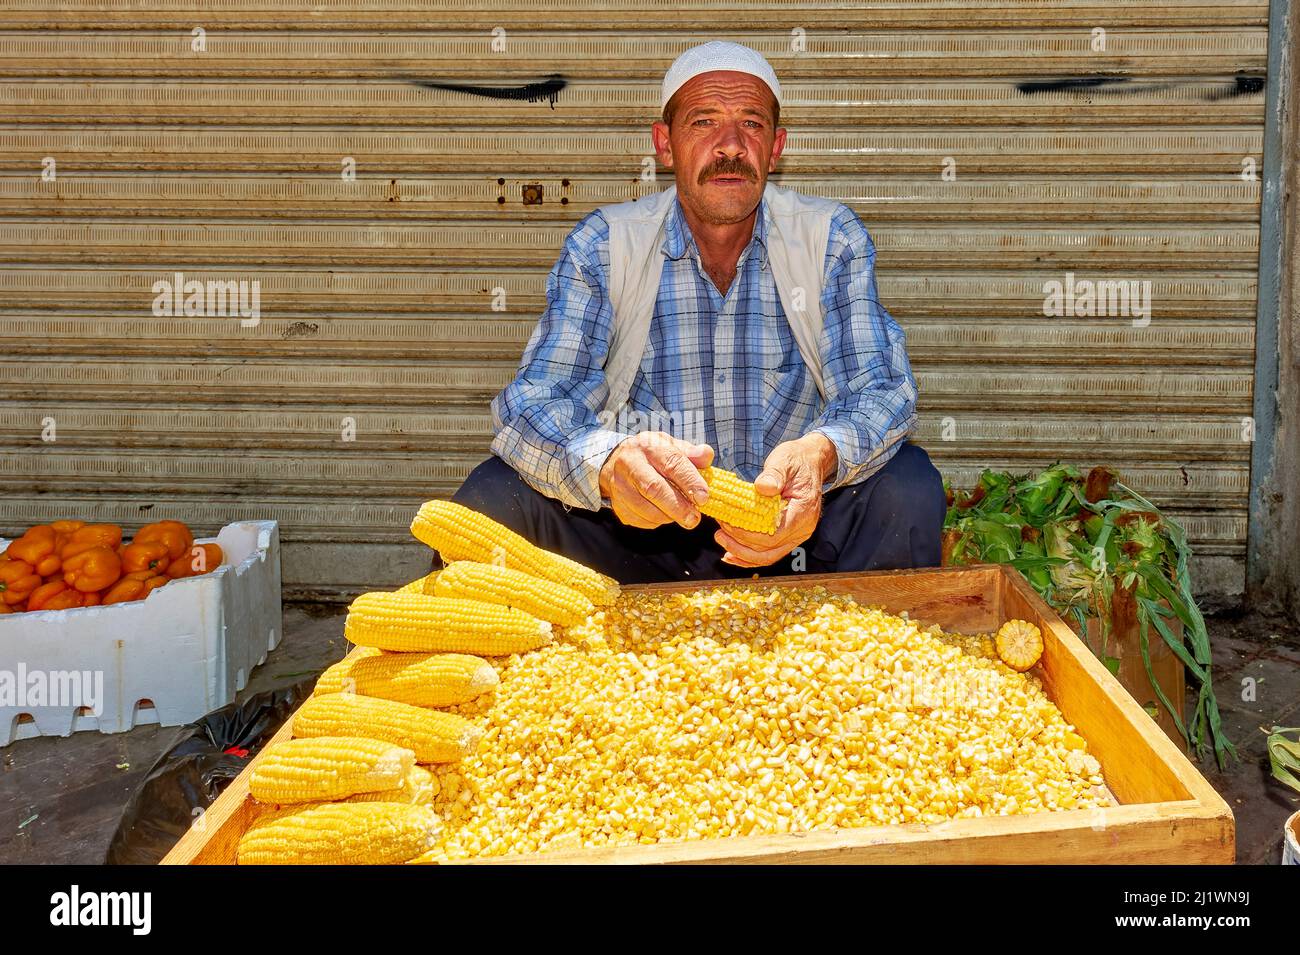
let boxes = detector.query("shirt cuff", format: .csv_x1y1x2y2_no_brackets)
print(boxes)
810,416,918,494
566,428,634,511
808,422,859,493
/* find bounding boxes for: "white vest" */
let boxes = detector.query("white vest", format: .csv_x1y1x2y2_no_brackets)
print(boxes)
599,181,840,415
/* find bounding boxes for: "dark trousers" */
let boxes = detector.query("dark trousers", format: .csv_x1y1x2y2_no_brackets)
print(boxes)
440,442,947,584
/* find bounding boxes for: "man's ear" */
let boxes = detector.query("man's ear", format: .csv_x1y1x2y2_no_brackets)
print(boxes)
651,120,674,168
767,126,787,172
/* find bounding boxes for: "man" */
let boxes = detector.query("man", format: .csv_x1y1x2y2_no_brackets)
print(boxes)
449,40,946,583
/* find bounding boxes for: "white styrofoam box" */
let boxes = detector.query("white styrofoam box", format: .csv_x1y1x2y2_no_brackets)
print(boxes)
0,521,281,746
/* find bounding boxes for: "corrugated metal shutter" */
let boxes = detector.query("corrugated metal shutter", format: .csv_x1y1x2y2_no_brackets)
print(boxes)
1,2,1268,599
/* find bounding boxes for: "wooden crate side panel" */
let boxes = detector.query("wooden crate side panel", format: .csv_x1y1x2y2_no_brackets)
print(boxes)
471,803,1232,865
627,565,1004,634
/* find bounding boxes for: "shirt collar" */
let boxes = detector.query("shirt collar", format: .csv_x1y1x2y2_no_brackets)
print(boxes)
662,188,770,272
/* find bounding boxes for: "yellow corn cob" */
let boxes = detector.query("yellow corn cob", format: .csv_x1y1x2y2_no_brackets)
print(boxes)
698,466,784,534
313,647,499,706
410,500,620,605
293,692,482,763
345,590,552,655
433,560,594,627
236,802,442,865
995,619,1044,671
249,736,414,805
396,571,439,595
344,764,438,806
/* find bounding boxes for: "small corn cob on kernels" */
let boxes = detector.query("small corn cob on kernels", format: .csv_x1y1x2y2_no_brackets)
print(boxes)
236,802,442,865
433,560,594,627
345,590,552,655
698,466,784,534
395,571,439,595
249,736,414,805
292,692,483,764
995,618,1044,671
410,500,620,605
313,647,499,707
344,764,438,806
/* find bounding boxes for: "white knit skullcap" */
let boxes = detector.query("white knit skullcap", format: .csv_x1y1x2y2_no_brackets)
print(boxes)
661,41,782,112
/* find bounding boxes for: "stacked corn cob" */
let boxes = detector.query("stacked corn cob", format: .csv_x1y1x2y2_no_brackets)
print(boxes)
237,499,611,864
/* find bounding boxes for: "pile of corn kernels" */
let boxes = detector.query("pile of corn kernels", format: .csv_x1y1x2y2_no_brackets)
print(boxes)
417,586,1108,861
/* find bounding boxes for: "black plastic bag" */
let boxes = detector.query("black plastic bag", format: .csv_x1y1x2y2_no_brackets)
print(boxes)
105,678,317,865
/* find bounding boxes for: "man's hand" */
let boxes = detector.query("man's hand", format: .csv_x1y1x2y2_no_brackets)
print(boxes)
715,433,837,567
599,432,715,529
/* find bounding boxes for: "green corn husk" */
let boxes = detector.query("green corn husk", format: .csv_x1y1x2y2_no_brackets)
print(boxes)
1265,727,1300,794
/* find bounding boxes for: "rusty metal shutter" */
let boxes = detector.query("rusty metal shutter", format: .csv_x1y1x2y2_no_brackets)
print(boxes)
0,2,1268,600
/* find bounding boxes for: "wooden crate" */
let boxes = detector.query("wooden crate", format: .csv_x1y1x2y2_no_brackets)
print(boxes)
161,565,1233,865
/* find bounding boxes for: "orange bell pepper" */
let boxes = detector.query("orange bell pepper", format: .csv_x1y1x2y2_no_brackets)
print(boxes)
27,579,69,611
62,546,122,593
51,519,86,553
0,601,13,614
102,577,147,605
60,524,124,561
41,589,85,611
142,575,169,595
82,592,102,606
121,541,171,575
6,525,57,566
135,521,194,561
1,559,41,606
166,543,224,579
34,553,62,576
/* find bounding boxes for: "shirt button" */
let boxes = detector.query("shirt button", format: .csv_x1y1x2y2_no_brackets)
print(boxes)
716,373,726,384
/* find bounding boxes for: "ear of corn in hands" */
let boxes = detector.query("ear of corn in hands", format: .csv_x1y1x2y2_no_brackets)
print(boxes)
292,692,482,764
314,646,499,707
249,736,415,805
345,590,552,655
236,802,442,865
698,466,784,535
434,560,594,627
410,499,620,605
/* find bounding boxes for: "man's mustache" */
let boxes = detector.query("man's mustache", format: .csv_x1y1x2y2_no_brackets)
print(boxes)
700,160,756,183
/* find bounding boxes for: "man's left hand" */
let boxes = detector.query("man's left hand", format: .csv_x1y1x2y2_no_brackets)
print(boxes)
715,433,837,568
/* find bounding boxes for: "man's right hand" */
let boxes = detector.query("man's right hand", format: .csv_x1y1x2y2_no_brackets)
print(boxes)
599,432,714,529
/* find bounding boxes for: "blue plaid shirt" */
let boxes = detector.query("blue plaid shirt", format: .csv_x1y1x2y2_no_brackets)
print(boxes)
490,191,919,512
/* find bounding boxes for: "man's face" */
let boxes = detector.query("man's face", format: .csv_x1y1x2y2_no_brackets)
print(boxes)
652,71,786,227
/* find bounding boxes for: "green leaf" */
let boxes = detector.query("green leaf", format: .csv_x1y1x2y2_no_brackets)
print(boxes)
1265,727,1300,794
1103,656,1121,676
1136,597,1191,749
1137,594,1208,684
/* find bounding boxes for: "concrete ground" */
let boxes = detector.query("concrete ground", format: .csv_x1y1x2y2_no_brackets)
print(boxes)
1,603,1297,865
